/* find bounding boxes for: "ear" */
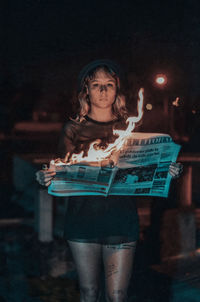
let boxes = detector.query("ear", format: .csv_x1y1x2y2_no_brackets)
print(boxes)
86,85,89,94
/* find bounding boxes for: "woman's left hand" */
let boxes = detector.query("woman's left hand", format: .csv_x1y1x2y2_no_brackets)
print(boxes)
169,162,183,178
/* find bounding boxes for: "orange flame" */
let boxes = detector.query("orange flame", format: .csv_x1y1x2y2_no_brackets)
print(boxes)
54,88,144,166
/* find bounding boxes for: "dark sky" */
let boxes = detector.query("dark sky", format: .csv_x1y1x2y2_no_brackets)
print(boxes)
1,1,198,61
1,0,200,97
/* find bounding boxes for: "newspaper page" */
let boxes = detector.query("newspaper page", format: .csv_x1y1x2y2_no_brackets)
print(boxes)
48,132,181,198
48,163,117,197
109,133,181,197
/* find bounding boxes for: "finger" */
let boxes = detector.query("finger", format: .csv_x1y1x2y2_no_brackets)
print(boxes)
38,178,52,186
169,164,182,171
169,166,178,173
169,170,175,177
41,170,56,175
170,171,178,178
169,167,178,173
171,162,183,169
169,168,181,178
38,172,56,182
170,163,179,169
43,177,54,183
36,173,55,184
45,180,52,187
169,167,177,174
43,173,56,179
172,167,183,175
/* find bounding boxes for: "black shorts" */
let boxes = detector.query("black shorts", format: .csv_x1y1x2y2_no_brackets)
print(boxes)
64,195,139,244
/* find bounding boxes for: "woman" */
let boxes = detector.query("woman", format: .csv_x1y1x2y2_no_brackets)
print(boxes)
36,60,182,302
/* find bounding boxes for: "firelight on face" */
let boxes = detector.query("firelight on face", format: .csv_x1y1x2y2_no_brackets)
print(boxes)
58,88,144,166
87,70,117,110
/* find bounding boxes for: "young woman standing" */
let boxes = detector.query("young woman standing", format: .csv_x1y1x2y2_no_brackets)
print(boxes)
36,60,182,302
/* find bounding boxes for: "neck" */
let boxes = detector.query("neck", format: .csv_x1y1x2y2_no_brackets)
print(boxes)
88,108,116,122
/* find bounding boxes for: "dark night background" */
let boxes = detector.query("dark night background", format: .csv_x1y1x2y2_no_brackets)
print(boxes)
1,0,200,141
0,1,200,216
1,1,200,301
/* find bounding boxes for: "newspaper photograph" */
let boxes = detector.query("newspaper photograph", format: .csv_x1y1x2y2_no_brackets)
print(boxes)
48,132,181,198
109,133,181,197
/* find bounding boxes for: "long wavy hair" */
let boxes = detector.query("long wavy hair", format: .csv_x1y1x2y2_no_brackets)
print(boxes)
75,65,128,122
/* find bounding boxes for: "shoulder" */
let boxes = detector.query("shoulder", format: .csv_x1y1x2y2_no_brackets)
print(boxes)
61,119,80,138
63,119,78,131
62,117,90,136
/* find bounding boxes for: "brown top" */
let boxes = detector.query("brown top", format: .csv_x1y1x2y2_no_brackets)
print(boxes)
59,116,139,244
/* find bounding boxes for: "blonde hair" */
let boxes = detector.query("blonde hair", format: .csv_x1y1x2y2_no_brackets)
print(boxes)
75,66,128,122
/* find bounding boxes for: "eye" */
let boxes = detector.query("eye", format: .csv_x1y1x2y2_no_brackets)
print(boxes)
107,83,116,88
91,83,99,88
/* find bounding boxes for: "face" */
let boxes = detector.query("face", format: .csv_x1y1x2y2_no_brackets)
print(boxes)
87,70,117,110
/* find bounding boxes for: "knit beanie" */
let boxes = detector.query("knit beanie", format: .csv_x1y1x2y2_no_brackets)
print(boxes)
77,59,121,92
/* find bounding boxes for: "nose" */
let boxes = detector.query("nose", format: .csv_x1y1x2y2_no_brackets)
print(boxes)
99,85,107,92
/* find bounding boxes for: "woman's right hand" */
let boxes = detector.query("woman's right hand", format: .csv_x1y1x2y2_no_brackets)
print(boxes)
35,168,56,187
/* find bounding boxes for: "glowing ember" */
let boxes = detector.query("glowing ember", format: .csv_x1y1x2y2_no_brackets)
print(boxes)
52,88,144,166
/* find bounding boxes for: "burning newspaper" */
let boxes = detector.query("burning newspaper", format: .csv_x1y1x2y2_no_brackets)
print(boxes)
48,132,181,198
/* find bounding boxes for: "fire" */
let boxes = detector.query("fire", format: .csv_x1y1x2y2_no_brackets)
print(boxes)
53,88,144,166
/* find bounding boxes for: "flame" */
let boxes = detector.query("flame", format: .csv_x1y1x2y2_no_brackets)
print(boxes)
53,88,144,166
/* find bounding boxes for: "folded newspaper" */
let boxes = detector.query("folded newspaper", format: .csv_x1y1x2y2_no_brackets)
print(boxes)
48,132,181,198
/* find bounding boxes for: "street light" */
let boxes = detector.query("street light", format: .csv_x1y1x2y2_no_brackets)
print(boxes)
155,74,168,87
153,73,169,132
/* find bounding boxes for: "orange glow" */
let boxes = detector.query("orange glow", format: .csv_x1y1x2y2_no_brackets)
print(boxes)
172,97,180,107
146,103,153,110
52,88,144,166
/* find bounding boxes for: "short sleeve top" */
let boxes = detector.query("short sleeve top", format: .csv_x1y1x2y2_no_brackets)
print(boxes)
59,116,140,244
